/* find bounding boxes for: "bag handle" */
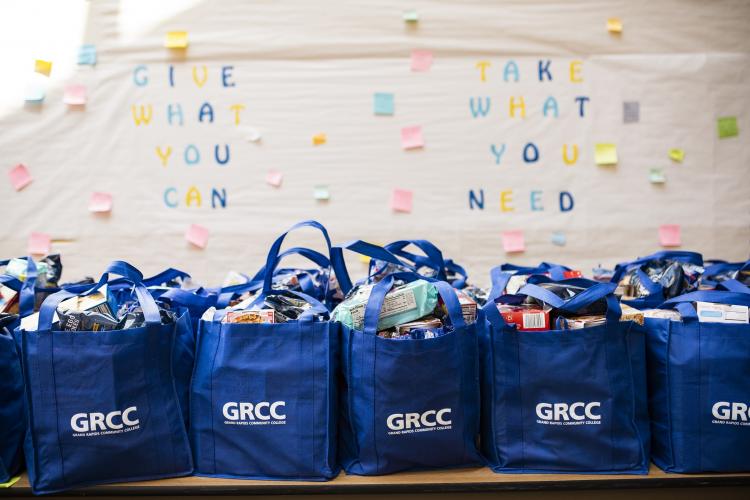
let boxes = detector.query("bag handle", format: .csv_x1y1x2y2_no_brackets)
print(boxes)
241,288,329,322
661,289,750,322
0,256,38,317
611,250,703,283
444,259,468,288
142,267,190,286
160,286,218,309
38,261,161,331
361,272,465,336
330,240,414,295
384,240,448,281
517,281,621,322
487,262,571,303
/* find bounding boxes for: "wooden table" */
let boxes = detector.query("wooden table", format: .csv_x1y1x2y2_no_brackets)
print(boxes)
4,465,750,497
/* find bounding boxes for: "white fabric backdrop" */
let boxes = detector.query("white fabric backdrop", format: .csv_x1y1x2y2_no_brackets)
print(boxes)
1,0,748,286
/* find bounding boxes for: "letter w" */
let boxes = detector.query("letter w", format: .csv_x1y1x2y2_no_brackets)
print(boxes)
469,97,491,118
131,104,153,125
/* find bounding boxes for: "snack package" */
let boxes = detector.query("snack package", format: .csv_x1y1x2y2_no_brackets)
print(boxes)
696,302,749,324
58,284,118,317
642,308,682,320
396,317,443,335
332,279,438,331
522,282,608,317
437,290,476,324
224,309,275,324
618,260,704,301
0,285,19,314
462,284,488,306
58,309,120,332
504,270,583,295
498,304,550,331
555,304,645,330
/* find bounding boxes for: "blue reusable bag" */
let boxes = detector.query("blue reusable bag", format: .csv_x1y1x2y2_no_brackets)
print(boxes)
646,283,750,473
0,315,24,483
334,241,482,475
611,251,704,309
19,262,193,494
383,239,471,289
487,262,574,298
697,260,750,289
480,279,649,474
190,220,339,480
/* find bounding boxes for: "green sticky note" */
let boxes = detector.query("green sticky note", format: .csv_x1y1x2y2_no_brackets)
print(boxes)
717,116,738,139
649,168,666,184
373,92,394,115
403,10,419,22
314,185,330,201
668,149,684,162
594,143,617,165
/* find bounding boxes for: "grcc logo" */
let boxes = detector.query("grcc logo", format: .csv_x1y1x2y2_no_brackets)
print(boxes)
387,409,452,430
223,401,286,421
71,407,139,432
536,402,601,421
712,402,750,421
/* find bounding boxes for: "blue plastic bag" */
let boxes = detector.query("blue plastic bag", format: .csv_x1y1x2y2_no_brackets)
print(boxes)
18,262,193,494
335,243,482,474
190,221,339,480
646,283,750,472
0,315,24,483
480,279,649,474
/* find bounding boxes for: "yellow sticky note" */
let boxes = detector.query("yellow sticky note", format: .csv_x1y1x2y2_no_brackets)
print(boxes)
165,31,188,49
34,59,52,76
312,133,327,146
0,475,20,488
607,18,623,33
595,143,618,165
668,149,685,163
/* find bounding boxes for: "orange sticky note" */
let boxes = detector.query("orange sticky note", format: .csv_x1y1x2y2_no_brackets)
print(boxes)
607,18,623,34
401,126,424,150
34,59,52,76
165,31,188,49
8,164,32,191
186,224,209,249
312,133,327,146
28,232,51,255
89,192,112,213
410,49,433,71
391,188,413,213
659,225,681,247
266,170,283,187
63,84,87,105
502,230,525,253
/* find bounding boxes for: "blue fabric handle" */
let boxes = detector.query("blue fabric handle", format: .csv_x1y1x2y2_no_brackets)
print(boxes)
161,287,218,309
518,282,621,322
662,289,750,322
142,267,191,286
384,240,448,280
361,272,465,336
716,279,750,294
330,240,413,294
635,269,662,294
444,259,468,288
105,260,144,283
487,262,573,303
262,220,332,297
611,251,703,283
244,288,329,321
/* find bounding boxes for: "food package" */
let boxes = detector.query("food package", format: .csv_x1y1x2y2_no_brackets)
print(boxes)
224,309,275,324
554,304,645,330
696,302,749,324
498,304,550,331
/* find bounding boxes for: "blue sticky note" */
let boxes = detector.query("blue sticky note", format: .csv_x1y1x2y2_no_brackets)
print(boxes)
374,92,394,116
78,44,97,66
551,232,566,246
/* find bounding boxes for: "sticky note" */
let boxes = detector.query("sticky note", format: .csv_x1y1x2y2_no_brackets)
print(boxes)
78,44,96,65
186,224,208,249
502,230,525,253
717,116,738,139
659,224,681,247
63,84,87,105
28,232,51,255
623,101,639,123
246,128,262,142
594,143,617,165
8,164,32,191
668,149,685,162
165,31,188,49
410,49,433,72
401,125,424,150
391,188,413,213
266,170,283,187
34,59,52,76
551,232,566,246
403,10,419,22
25,84,45,103
89,192,112,213
312,133,327,146
0,476,20,488
649,168,666,184
313,185,330,201
374,92,394,115
607,18,623,33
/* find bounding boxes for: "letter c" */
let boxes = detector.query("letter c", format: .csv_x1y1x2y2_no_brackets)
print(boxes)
436,408,452,426
106,410,124,430
271,401,286,420
585,402,601,420
421,410,437,427
122,406,139,426
255,402,271,421
569,402,585,421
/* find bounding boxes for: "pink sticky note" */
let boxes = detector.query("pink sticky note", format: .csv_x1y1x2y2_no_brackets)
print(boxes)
391,188,413,213
502,230,526,253
28,232,51,255
8,164,32,191
63,84,86,105
411,49,433,72
266,170,283,187
89,192,112,213
659,224,681,247
186,224,209,249
401,126,424,150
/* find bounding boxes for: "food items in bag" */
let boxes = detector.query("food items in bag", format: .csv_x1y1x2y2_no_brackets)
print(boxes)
642,309,682,320
0,285,19,314
461,284,488,306
223,292,321,324
696,302,749,324
437,290,477,324
58,309,120,332
58,284,118,318
498,304,551,331
505,269,583,295
224,309,275,324
554,304,645,330
522,282,608,317
332,279,438,331
617,260,703,300
0,312,18,333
